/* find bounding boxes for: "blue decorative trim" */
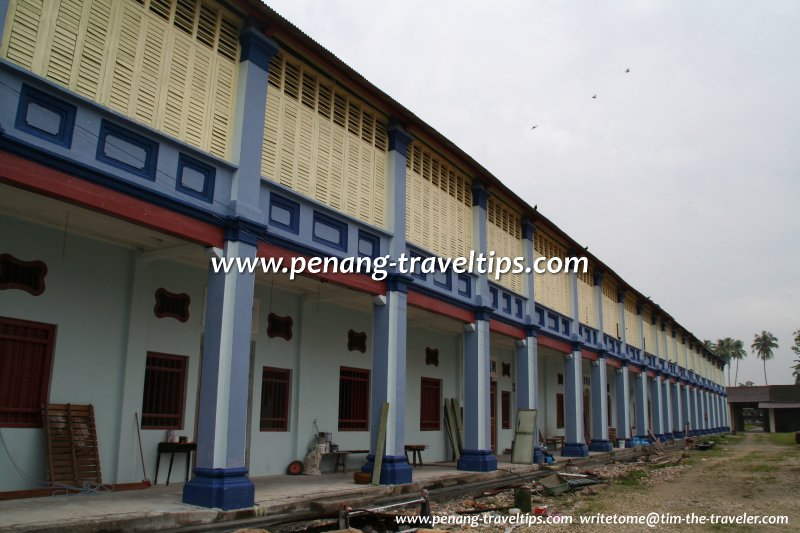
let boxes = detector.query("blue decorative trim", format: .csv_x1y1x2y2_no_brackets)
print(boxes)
489,286,499,309
176,153,216,203
239,26,279,70
457,274,472,298
474,306,493,321
560,442,589,457
387,122,412,154
433,269,452,291
360,454,412,484
502,293,512,314
357,230,380,258
457,449,497,472
182,467,254,510
15,84,76,148
673,430,685,438
387,273,413,293
312,211,348,251
225,217,263,245
515,298,523,318
0,135,226,228
663,432,674,441
589,439,613,452
624,438,634,448
96,120,159,181
471,183,489,208
408,250,427,280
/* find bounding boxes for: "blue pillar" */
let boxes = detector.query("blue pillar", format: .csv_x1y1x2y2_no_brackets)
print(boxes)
690,386,699,436
561,345,589,457
682,383,691,436
589,355,612,452
458,310,497,471
662,378,674,440
183,236,259,510
672,382,684,438
649,374,664,441
634,370,649,440
515,327,543,463
723,394,730,432
361,279,412,484
615,363,632,447
184,28,277,510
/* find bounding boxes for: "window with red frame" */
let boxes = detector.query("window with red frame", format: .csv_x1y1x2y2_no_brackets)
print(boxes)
556,393,565,429
0,317,56,427
501,390,511,429
260,367,291,431
141,352,187,429
420,377,441,430
338,367,369,431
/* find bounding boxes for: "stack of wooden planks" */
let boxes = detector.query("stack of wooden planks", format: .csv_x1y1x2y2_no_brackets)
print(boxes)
42,404,102,487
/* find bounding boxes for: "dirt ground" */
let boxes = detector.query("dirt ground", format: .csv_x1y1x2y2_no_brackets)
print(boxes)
427,432,800,532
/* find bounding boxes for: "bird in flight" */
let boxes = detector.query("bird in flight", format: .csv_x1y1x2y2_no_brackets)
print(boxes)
592,94,597,99
625,68,630,73
531,125,538,130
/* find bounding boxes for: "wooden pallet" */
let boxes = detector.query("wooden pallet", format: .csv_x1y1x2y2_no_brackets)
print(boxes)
42,404,102,486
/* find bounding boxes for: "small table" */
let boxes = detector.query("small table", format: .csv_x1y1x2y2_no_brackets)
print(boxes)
404,444,427,467
545,436,565,450
321,449,369,473
155,441,196,485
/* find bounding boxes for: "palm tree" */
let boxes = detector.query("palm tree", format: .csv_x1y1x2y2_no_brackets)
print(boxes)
712,338,731,385
751,331,778,385
793,358,800,385
729,339,747,386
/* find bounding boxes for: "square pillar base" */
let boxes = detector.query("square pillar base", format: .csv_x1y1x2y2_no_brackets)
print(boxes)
361,454,413,485
588,439,613,452
663,432,674,441
672,431,685,439
457,449,497,472
560,442,589,457
182,467,254,510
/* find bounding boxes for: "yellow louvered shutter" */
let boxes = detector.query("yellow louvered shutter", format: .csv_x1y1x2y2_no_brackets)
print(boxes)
601,280,618,337
486,197,523,295
578,269,597,329
261,52,388,227
534,233,570,316
643,308,655,353
403,142,473,259
624,297,641,349
1,0,241,158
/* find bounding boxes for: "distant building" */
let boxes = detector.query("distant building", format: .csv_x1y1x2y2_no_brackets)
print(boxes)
0,0,727,510
727,385,800,433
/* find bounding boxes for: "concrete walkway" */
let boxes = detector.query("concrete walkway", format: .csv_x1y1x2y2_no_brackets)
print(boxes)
0,447,660,532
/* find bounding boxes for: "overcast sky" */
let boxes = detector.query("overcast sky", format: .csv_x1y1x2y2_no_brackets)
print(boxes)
267,0,800,386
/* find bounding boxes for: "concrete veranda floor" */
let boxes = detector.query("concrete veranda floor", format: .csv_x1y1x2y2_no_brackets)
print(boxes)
0,449,647,532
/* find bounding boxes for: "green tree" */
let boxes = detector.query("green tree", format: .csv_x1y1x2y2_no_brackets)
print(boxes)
751,331,779,385
730,339,747,386
711,338,731,386
791,330,800,385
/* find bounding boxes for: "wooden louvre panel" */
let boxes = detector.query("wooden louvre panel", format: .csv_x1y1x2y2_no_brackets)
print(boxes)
577,267,598,328
600,279,618,337
642,307,655,353
533,232,570,316
262,52,388,228
486,197,523,294
678,337,686,367
404,142,473,259
624,297,641,349
0,0,241,159
42,403,102,486
667,329,677,362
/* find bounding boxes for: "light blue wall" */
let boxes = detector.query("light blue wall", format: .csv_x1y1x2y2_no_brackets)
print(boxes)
0,215,132,491
404,326,460,462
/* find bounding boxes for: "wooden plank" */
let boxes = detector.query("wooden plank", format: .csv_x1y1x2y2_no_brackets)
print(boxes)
442,399,459,461
451,398,464,452
371,402,389,486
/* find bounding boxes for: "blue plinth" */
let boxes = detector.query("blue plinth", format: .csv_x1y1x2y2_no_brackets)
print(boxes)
561,442,589,457
663,432,674,441
361,454,412,484
589,439,613,452
182,467,254,510
673,430,685,439
624,438,634,448
457,449,497,471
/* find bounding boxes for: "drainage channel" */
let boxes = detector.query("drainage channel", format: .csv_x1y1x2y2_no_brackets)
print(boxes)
166,445,676,533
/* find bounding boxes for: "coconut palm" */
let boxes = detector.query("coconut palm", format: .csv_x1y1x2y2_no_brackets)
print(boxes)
793,359,800,385
729,339,747,386
751,331,778,385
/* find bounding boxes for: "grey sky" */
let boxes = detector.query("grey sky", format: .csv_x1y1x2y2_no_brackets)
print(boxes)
267,0,800,385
